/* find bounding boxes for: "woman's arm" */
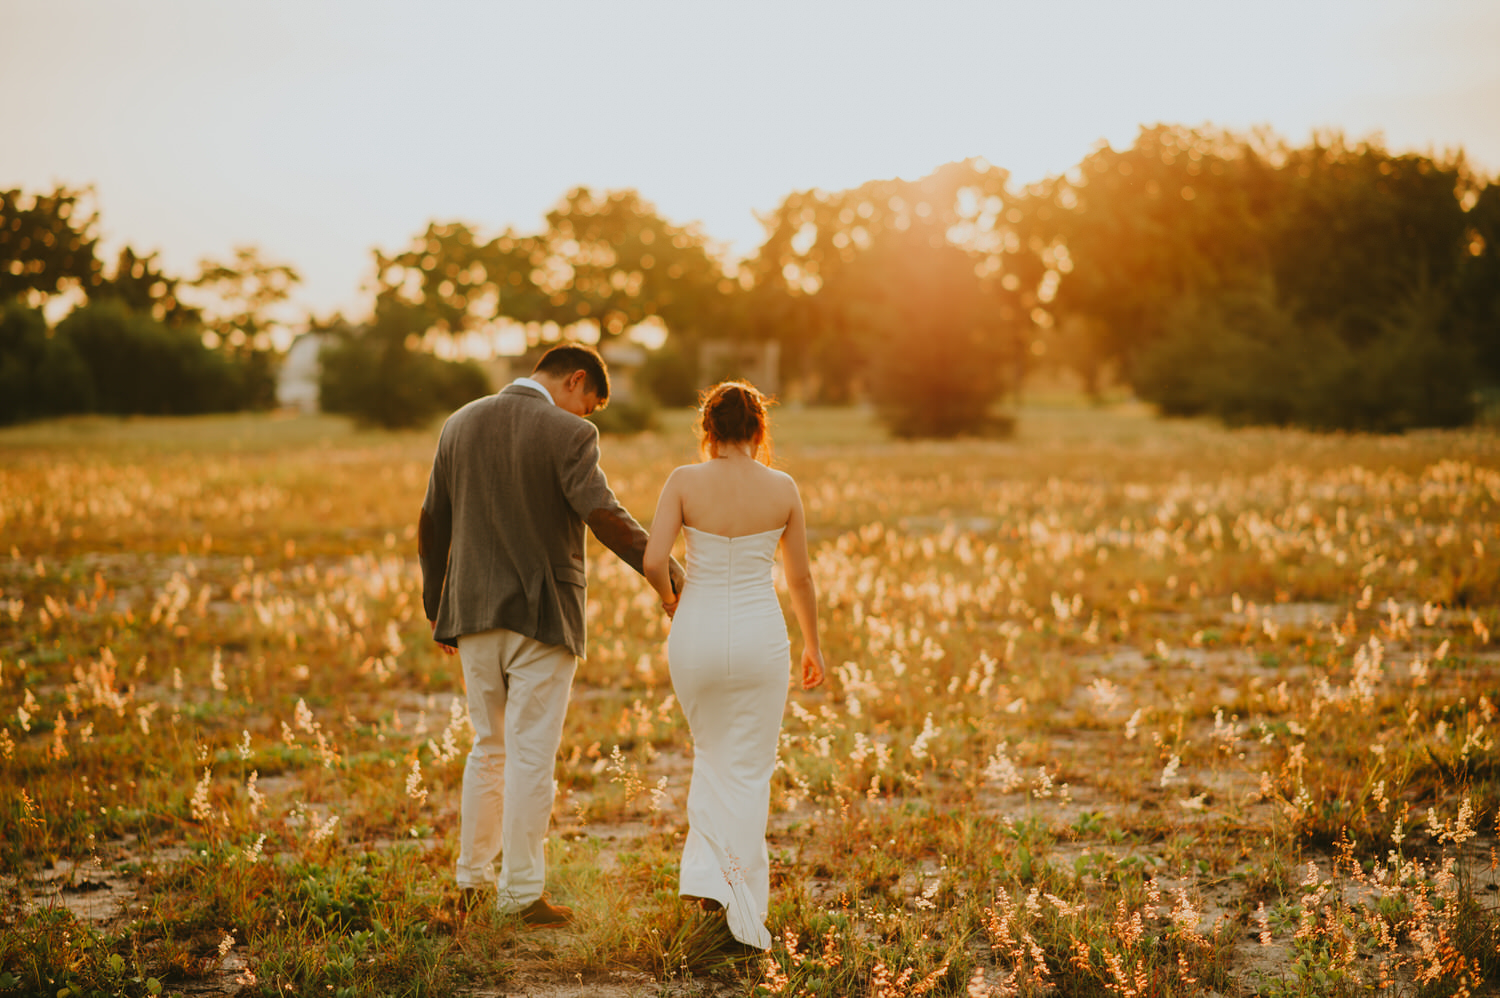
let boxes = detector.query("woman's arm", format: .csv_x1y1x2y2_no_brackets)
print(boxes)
780,477,824,689
644,469,685,612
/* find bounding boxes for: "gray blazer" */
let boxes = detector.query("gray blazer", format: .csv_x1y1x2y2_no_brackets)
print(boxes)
419,384,637,658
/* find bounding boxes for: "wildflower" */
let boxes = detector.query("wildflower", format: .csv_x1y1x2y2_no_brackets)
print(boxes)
241,833,266,863
310,813,340,845
1032,767,1056,799
294,698,315,733
432,696,468,763
1124,708,1143,740
210,648,227,692
218,931,235,960
1169,887,1201,934
19,789,44,828
648,776,669,813
1254,901,1272,945
49,713,68,760
1160,754,1181,788
908,713,939,762
17,688,36,732
983,743,1024,793
190,768,213,822
237,730,252,761
1088,676,1121,712
406,757,427,805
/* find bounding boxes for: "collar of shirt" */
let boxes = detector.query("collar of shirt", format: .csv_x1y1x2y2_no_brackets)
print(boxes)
511,376,554,405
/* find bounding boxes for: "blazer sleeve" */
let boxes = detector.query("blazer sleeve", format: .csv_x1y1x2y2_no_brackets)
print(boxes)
418,432,454,624
556,418,623,519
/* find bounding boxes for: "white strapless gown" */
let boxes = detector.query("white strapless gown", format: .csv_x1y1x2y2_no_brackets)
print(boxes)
667,525,790,950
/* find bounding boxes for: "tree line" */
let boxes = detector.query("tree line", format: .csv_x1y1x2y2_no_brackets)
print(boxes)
4,124,1497,434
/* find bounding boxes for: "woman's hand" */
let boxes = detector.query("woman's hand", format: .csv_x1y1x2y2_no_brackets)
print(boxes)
661,596,679,619
799,647,825,690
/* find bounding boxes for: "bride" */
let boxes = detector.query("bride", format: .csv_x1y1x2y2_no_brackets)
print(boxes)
643,380,825,950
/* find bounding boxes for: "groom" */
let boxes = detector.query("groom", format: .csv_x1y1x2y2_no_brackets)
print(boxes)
418,343,681,926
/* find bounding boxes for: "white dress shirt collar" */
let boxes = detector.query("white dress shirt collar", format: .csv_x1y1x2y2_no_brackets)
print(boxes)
511,376,554,406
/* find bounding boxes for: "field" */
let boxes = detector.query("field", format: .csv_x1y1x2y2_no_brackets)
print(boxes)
1,403,1498,998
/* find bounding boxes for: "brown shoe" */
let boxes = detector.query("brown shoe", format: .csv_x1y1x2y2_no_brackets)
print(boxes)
518,894,574,928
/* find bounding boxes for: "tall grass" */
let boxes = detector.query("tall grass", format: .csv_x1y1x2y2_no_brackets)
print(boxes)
1,405,1495,996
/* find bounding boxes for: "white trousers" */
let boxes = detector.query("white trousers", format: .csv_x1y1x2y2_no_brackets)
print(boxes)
455,628,577,911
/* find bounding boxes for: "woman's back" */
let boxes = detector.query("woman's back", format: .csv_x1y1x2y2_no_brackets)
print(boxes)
673,456,797,539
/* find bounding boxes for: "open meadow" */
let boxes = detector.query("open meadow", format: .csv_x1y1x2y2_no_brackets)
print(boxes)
1,403,1497,998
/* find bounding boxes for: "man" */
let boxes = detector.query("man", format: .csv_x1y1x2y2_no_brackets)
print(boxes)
418,343,681,927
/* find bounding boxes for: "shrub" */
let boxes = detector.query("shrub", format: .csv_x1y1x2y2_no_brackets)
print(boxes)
1135,286,1477,432
55,301,252,416
589,397,658,435
861,239,1016,438
639,343,698,407
319,331,491,430
0,300,94,423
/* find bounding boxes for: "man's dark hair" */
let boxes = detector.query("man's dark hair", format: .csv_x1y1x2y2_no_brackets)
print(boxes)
533,343,610,403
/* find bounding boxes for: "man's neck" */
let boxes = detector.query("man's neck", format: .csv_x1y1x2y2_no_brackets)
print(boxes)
514,375,555,405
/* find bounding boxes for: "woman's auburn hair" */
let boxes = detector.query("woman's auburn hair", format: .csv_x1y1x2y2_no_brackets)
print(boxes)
697,380,774,465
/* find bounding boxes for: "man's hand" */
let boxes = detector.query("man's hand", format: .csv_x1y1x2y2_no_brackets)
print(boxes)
669,560,685,597
430,619,456,656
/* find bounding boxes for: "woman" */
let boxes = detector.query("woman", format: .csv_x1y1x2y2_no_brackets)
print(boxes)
643,380,825,951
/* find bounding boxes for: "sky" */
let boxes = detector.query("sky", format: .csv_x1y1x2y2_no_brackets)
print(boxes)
4,0,1499,324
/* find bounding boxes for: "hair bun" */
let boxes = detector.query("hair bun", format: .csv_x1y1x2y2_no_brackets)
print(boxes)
697,380,774,464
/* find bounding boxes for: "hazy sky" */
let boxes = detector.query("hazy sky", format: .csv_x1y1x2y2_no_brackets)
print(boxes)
4,1,1498,319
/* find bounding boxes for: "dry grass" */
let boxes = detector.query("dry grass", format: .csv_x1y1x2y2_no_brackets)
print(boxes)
0,402,1496,997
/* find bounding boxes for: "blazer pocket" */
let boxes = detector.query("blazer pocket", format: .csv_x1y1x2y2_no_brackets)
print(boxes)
551,562,587,588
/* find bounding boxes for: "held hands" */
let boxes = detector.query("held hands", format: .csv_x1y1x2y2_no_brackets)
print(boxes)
661,559,686,619
429,619,456,656
799,647,825,690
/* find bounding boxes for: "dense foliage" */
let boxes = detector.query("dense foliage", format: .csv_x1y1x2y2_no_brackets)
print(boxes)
316,305,491,430
1021,127,1499,430
4,126,1497,433
0,188,288,424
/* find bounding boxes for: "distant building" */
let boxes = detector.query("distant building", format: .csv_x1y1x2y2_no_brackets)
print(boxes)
698,340,780,396
600,340,647,404
276,332,327,413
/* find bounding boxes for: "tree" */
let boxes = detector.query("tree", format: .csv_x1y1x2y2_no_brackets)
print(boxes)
1268,134,1471,348
1020,125,1272,391
370,189,736,355
856,229,1017,436
1449,175,1500,387
748,159,1037,414
0,186,102,303
91,246,200,328
189,246,302,409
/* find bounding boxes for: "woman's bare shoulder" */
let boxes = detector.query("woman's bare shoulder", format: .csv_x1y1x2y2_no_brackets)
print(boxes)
766,466,800,490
